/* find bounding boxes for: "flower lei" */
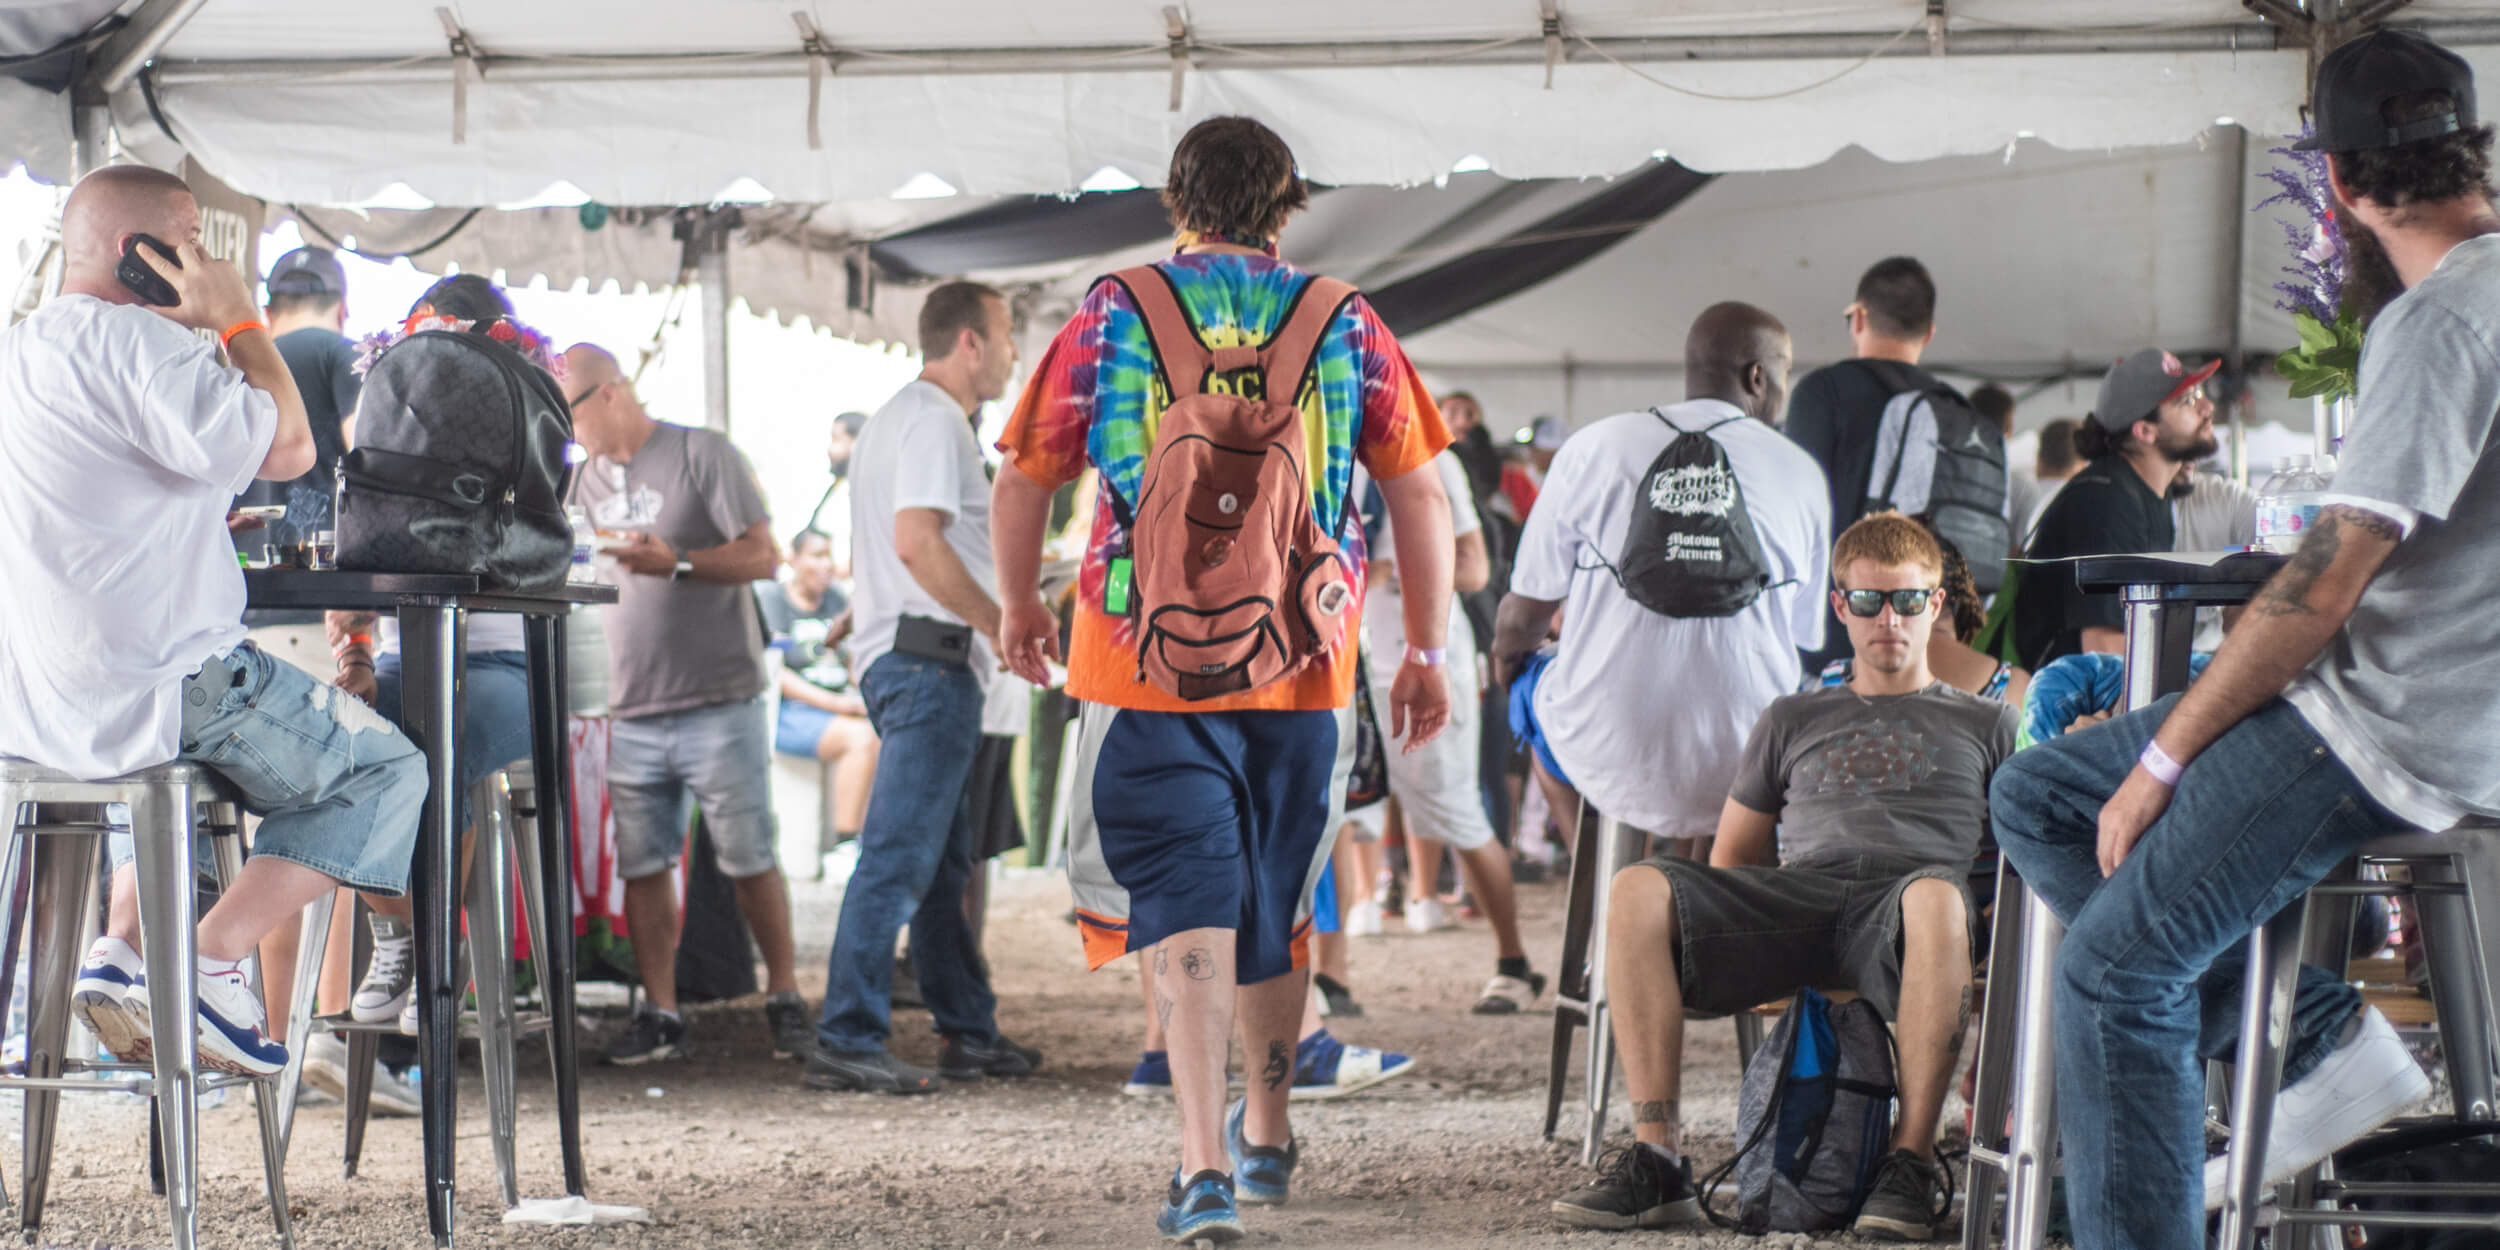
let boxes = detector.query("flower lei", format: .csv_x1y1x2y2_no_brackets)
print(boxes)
353,310,567,380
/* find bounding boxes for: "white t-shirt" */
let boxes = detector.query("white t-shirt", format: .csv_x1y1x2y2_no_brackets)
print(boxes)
0,295,278,778
1356,449,1481,661
848,379,998,682
1510,399,1831,838
378,612,528,656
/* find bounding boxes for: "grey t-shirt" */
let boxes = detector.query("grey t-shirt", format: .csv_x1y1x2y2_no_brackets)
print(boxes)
2284,232,2500,827
1731,682,2017,870
571,422,771,719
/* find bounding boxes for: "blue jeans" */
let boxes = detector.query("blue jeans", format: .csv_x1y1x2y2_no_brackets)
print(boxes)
169,643,428,895
816,653,996,1055
375,650,533,834
1990,694,2392,1250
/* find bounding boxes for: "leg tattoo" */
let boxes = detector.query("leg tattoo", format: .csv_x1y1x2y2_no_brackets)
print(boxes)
1181,948,1216,981
1633,1099,1678,1128
1262,1040,1290,1091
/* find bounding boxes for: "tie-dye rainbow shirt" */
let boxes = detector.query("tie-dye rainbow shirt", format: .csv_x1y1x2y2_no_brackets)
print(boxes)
998,252,1447,713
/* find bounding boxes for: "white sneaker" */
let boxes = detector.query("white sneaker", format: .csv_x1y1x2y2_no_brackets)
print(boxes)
1405,898,1452,935
301,1032,350,1100
1473,971,1548,1015
366,1062,423,1118
352,933,414,1024
2202,1007,2430,1210
1344,900,1384,938
72,936,151,1061
194,963,286,1077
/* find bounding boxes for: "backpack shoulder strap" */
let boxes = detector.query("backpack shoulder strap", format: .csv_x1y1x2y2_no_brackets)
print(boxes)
1108,265,1214,396
1261,275,1359,405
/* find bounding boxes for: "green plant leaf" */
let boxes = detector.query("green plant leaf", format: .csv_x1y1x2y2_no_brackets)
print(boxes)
2295,312,2338,353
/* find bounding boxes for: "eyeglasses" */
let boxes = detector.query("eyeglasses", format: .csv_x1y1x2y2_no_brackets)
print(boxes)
565,382,604,408
1839,588,1937,618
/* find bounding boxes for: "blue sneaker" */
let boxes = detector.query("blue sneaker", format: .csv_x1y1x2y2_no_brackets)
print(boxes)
1289,1028,1414,1101
194,963,287,1077
1224,1096,1298,1206
1155,1168,1244,1243
1123,1049,1171,1097
72,937,152,1062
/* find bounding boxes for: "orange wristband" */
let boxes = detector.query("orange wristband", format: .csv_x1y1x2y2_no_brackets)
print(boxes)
220,320,265,348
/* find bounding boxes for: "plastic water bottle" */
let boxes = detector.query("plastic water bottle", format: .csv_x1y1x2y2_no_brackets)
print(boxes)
566,506,596,582
2257,454,2326,554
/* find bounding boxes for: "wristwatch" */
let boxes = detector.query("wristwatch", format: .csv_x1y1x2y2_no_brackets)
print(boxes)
1406,645,1448,668
671,559,694,581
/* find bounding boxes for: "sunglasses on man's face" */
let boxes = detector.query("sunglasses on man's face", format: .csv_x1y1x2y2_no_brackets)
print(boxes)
1838,588,1937,618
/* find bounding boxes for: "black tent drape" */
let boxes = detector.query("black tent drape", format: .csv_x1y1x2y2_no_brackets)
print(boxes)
1366,160,1712,338
871,188,1173,281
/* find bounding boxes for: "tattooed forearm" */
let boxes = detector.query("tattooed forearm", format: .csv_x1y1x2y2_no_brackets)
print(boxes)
2256,517,2342,617
1633,1099,1678,1128
1261,1041,1289,1091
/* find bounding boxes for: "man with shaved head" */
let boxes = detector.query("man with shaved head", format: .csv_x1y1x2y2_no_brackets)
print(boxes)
1493,301,1830,857
563,342,795,1066
0,164,426,1077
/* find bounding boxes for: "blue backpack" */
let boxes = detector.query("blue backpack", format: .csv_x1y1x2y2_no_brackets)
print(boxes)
1702,987,1898,1233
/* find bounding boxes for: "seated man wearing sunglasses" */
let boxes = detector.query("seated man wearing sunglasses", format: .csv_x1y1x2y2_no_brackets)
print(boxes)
1550,513,2015,1241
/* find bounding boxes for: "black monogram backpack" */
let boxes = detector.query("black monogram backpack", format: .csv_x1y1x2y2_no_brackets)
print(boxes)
334,329,576,590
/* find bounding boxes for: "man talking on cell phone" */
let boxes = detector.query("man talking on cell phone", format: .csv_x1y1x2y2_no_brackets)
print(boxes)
0,164,427,1077
799,281,1043,1095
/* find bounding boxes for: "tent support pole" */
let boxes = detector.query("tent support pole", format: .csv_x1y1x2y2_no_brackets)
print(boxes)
2228,122,2252,485
700,233,732,436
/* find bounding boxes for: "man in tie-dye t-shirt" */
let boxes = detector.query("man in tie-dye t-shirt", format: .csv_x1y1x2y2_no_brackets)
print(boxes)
991,116,1454,1241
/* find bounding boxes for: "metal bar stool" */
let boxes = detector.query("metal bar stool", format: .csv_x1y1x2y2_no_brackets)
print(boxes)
2216,822,2500,1249
287,761,555,1208
1538,800,1642,1165
0,760,306,1250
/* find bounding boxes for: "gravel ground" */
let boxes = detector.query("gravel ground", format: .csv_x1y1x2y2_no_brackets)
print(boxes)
8,869,1965,1249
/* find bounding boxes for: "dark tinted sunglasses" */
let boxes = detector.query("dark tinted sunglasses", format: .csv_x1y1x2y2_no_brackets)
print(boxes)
1839,588,1937,618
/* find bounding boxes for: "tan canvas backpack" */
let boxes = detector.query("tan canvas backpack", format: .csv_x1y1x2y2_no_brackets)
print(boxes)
1109,265,1357,702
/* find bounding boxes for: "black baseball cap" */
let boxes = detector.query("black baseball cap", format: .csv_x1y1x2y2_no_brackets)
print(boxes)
2294,29,2477,153
266,246,346,297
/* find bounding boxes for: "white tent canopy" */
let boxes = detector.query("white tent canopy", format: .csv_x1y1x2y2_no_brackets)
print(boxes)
13,1,2500,205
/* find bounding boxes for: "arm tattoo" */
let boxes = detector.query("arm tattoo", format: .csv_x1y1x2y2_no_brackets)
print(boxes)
2255,515,2344,618
2254,505,2401,619
2322,503,2404,542
1633,1099,1678,1128
1261,1040,1290,1091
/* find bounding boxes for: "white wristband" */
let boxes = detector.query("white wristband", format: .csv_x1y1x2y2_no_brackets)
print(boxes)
2139,740,2185,788
1405,646,1448,668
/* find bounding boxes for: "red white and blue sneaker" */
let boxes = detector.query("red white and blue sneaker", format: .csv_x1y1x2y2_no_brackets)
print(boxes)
1224,1096,1299,1205
1289,1028,1414,1100
72,936,152,1062
1155,1167,1244,1244
194,962,287,1077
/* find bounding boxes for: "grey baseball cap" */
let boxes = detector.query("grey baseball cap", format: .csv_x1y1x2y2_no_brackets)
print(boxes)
266,247,346,297
2089,348,2219,433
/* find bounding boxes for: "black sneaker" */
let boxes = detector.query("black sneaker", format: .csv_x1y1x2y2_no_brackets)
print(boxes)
601,1010,687,1066
764,991,813,1062
1551,1145,1702,1230
1853,1148,1953,1241
803,1046,942,1095
939,1033,1042,1080
1313,973,1364,1018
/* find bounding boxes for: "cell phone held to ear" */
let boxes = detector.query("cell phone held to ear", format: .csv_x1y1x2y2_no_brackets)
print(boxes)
116,234,180,307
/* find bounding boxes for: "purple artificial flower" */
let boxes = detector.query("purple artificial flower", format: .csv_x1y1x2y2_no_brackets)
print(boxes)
2254,125,2344,321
